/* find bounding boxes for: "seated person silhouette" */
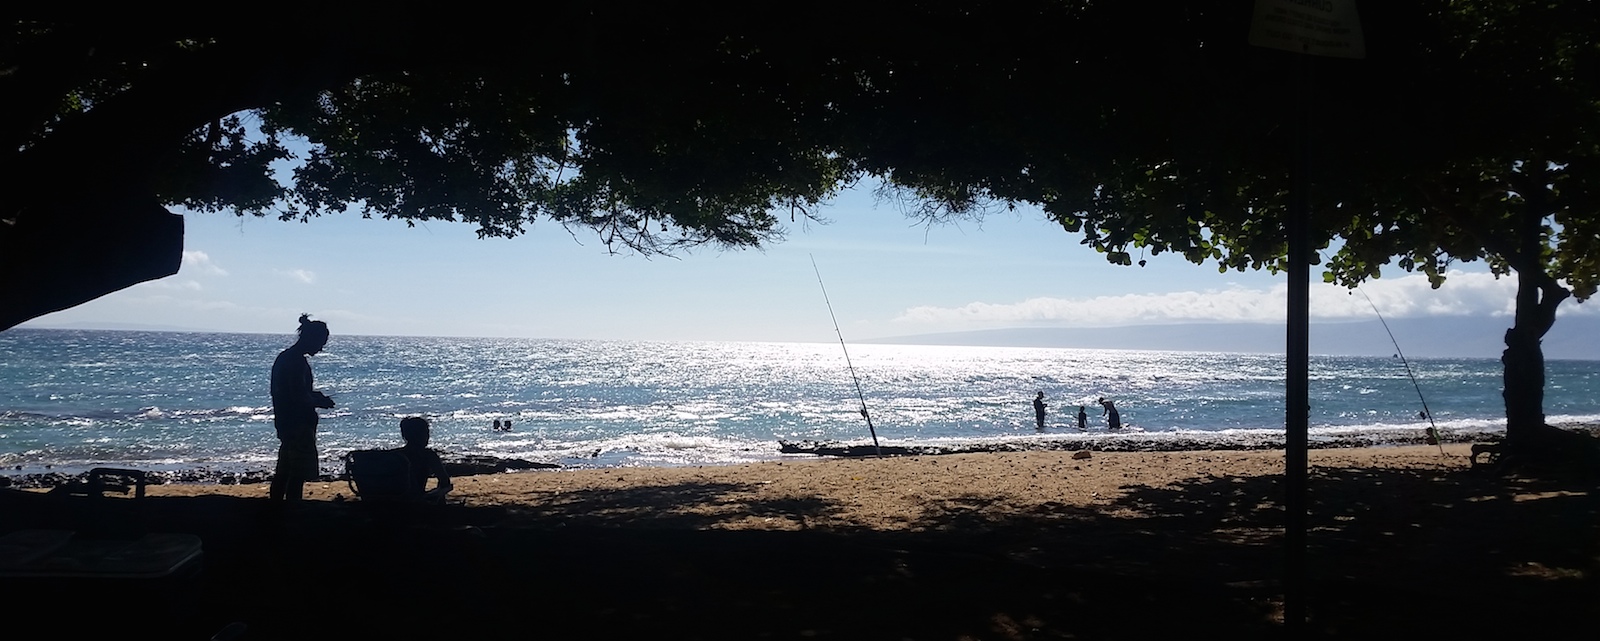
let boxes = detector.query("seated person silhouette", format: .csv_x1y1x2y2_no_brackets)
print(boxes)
398,417,453,504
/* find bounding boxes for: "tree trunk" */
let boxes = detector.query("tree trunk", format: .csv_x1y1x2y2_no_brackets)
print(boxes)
1500,264,1564,446
1492,200,1597,476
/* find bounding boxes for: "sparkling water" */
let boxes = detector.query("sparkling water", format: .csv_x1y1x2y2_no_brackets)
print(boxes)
3,329,1597,475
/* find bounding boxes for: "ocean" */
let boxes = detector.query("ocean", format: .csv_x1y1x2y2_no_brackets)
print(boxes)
3,328,1598,477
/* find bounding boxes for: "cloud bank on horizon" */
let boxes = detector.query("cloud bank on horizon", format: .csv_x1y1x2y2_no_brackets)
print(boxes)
892,271,1598,330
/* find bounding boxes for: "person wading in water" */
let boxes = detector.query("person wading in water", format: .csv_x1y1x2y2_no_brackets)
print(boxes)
1099,397,1121,430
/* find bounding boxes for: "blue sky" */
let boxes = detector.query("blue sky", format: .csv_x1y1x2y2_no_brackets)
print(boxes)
22,180,1591,345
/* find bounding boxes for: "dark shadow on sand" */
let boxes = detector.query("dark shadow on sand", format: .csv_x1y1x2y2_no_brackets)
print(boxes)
499,481,838,530
3,465,1595,640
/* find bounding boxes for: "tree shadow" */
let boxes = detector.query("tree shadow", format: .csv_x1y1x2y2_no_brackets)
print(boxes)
496,481,838,530
2,465,1594,640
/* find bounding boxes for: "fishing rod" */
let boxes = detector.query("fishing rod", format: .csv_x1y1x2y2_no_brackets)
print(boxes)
810,255,882,456
1354,288,1447,456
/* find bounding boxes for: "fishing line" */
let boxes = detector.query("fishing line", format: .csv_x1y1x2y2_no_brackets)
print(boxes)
1352,287,1447,455
810,255,882,456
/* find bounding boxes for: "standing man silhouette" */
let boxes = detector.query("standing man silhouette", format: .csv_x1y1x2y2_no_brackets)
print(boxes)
269,314,336,501
1033,391,1048,430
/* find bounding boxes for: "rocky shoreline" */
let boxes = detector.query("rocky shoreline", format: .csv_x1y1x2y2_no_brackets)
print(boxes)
778,422,1600,458
0,452,557,491
779,430,1476,457
3,436,1457,490
8,424,1594,491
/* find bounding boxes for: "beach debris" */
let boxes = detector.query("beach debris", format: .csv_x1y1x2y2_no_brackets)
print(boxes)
443,454,560,477
1072,450,1092,460
780,440,924,457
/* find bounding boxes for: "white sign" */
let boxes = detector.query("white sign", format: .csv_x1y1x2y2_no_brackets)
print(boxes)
1249,0,1365,59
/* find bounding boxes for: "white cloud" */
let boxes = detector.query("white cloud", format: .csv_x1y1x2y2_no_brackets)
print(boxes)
1310,271,1518,319
893,271,1532,329
134,279,204,292
181,251,228,276
276,268,317,284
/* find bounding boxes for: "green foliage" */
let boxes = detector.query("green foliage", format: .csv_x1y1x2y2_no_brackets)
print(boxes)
3,10,874,254
5,3,1597,284
152,115,291,216
988,2,1600,309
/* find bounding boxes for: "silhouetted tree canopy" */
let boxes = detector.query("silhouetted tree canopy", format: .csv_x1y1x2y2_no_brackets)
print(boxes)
994,2,1597,466
4,3,1127,328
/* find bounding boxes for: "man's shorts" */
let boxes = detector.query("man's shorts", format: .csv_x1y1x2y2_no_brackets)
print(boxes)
275,434,319,481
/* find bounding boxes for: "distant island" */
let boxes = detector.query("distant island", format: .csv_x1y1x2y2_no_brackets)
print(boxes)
18,321,226,334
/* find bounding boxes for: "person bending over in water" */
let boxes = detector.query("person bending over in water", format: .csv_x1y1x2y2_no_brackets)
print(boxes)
269,314,336,501
1098,397,1121,430
399,417,453,503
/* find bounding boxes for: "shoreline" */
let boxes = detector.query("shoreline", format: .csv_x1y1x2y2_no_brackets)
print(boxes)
7,422,1594,492
129,442,1479,509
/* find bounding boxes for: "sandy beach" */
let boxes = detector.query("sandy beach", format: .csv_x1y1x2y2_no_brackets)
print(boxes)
145,444,1467,530
8,443,1597,639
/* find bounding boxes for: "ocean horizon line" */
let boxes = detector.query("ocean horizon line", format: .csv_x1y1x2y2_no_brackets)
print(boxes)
12,321,1599,360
